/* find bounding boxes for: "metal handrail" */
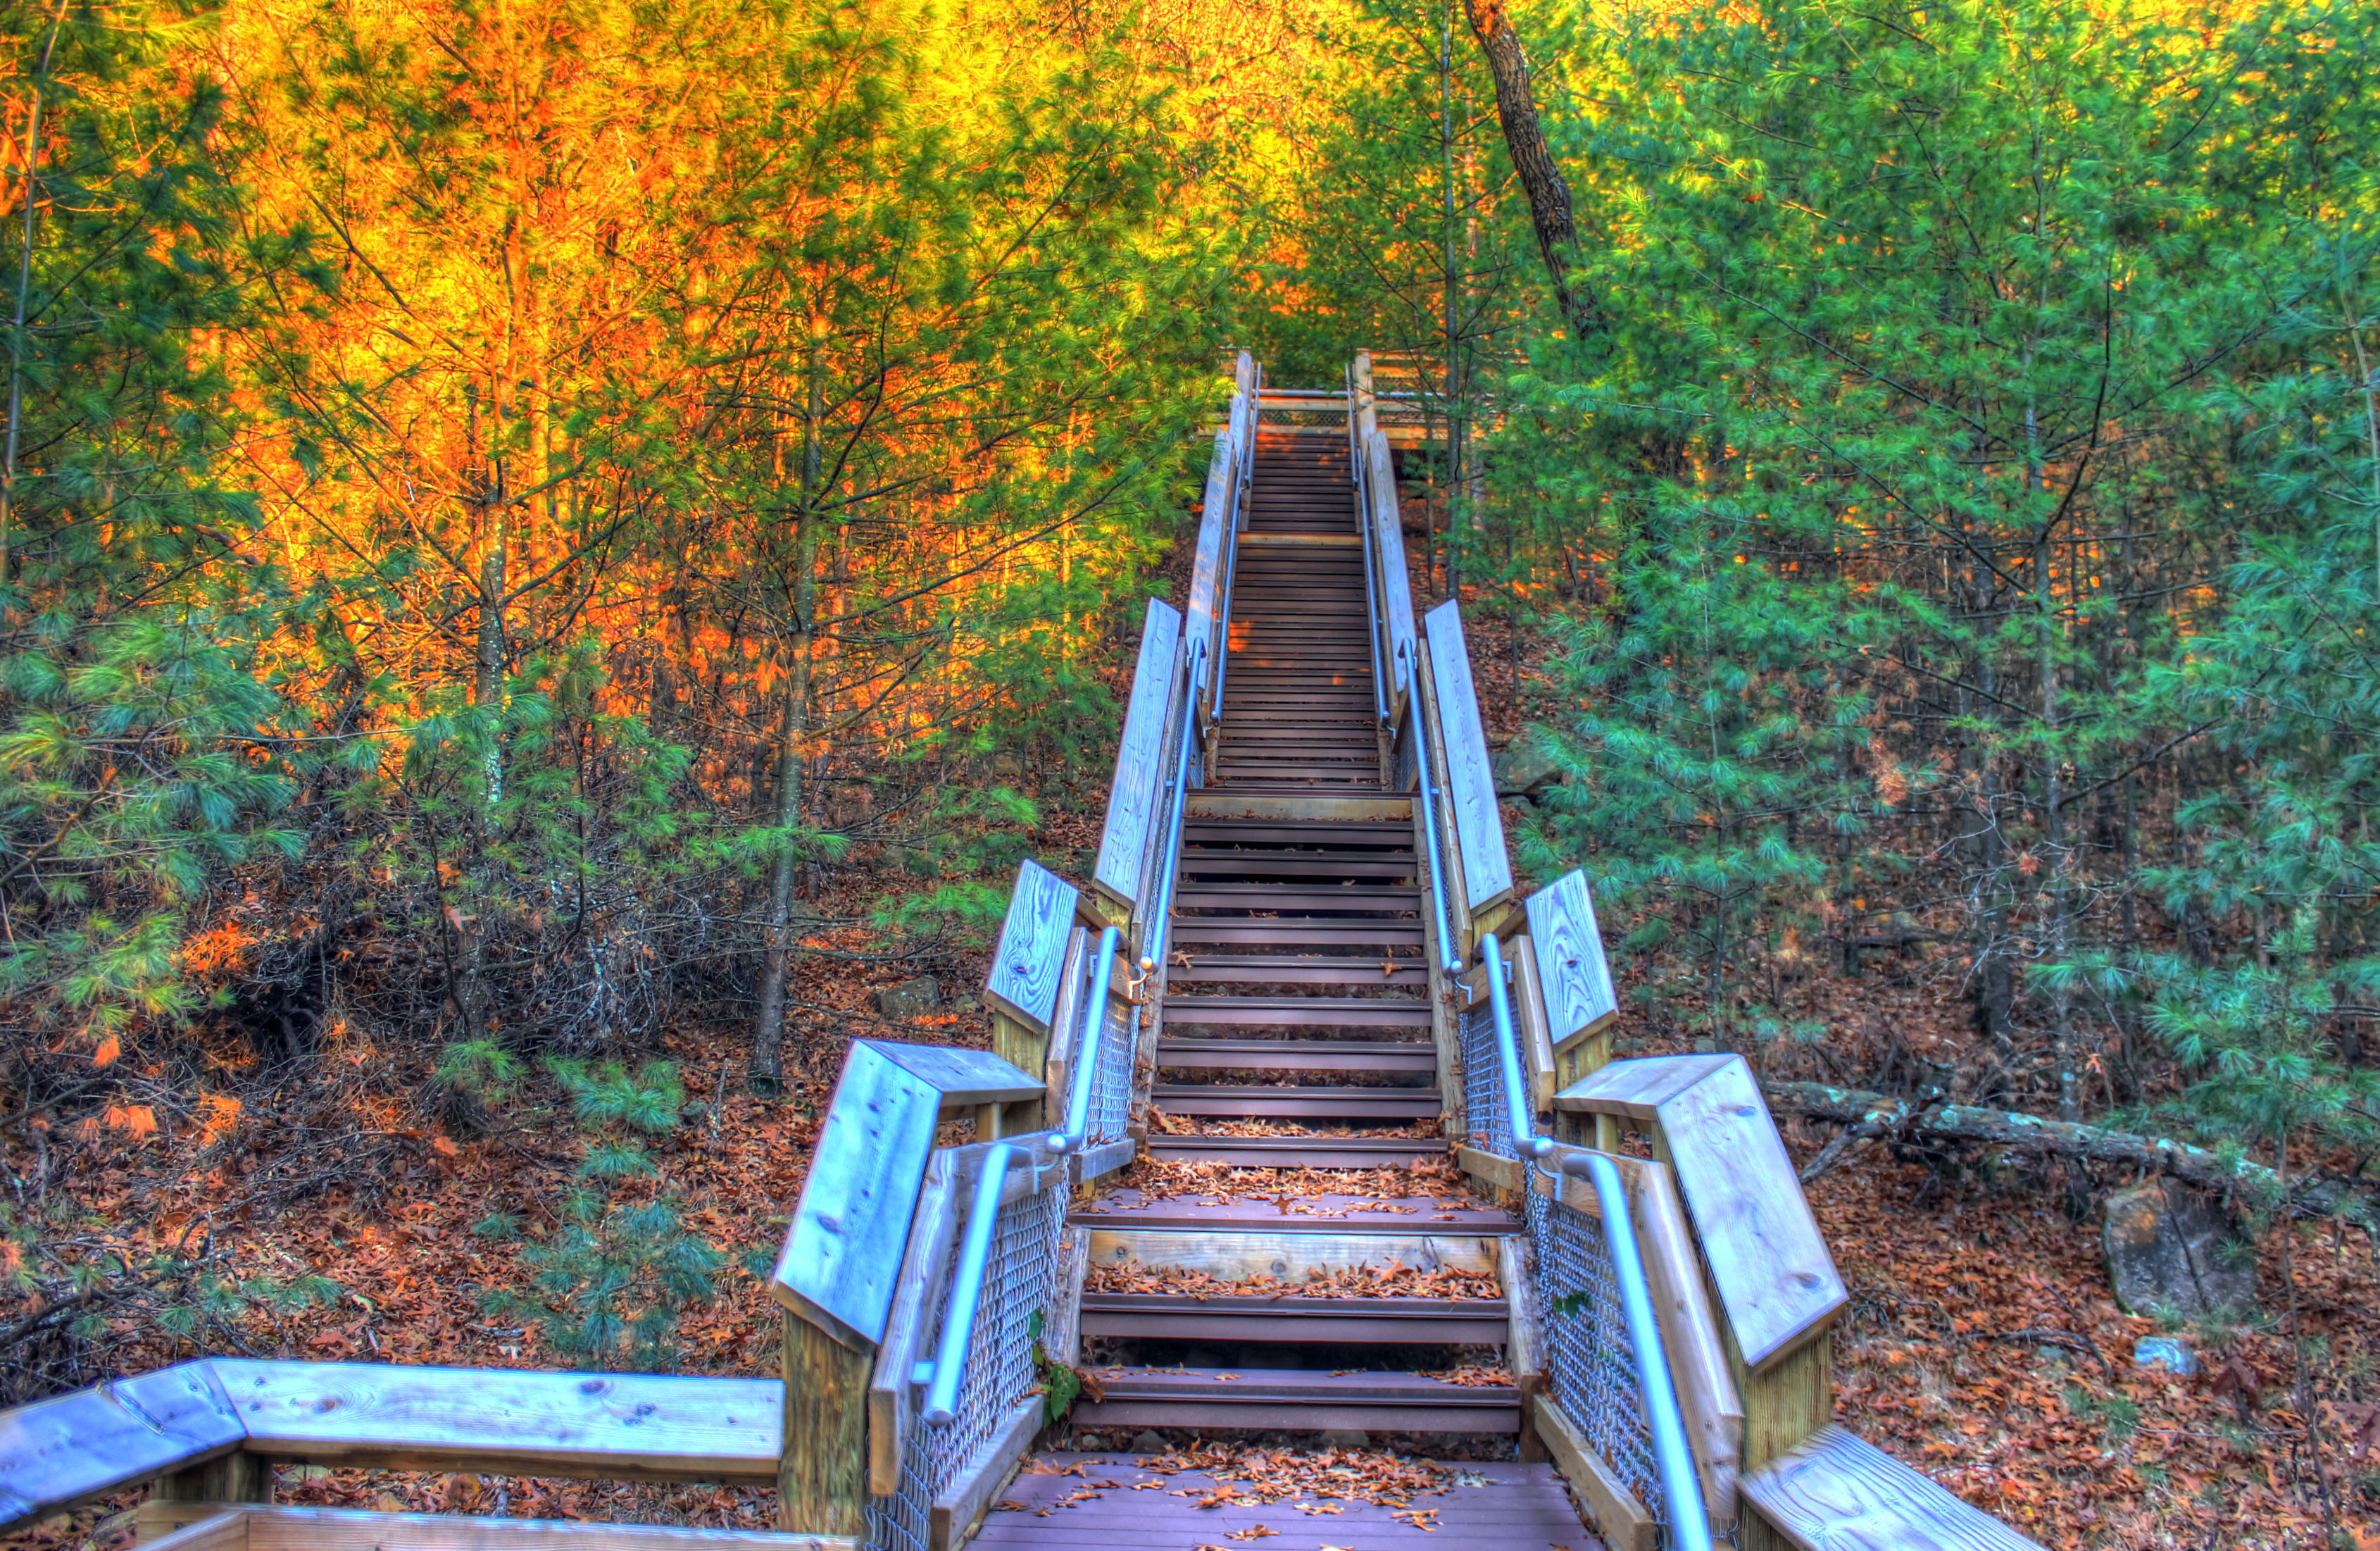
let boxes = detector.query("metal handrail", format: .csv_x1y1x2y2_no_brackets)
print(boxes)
1351,383,1389,733
922,1141,1021,1424
1478,932,1553,1161
1405,640,1459,975
1472,930,1711,1551
1137,637,1208,977
1043,924,1123,1158
1567,1150,1715,1551
1210,369,1256,718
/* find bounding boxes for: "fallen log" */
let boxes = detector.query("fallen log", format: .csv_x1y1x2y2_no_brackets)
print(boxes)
1760,1080,2379,1226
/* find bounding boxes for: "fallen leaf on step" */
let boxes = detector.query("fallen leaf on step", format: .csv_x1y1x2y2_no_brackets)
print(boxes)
992,1500,1028,1512
1227,1528,1279,1541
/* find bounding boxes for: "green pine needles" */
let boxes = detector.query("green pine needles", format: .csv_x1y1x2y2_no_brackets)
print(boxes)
474,1054,726,1370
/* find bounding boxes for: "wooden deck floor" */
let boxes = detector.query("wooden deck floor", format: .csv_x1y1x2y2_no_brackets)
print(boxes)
970,1454,1597,1550
1073,1190,1520,1233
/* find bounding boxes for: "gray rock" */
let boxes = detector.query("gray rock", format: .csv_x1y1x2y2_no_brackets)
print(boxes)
872,976,943,1021
1492,734,1562,797
2134,1336,2198,1376
2103,1178,2256,1319
1129,1430,1168,1454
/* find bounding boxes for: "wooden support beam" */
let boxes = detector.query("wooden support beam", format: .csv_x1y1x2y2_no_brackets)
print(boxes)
779,1318,870,1538
1532,1395,1655,1551
136,1502,856,1551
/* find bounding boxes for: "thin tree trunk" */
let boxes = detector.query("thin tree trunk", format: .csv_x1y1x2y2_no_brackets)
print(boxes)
0,7,67,597
752,359,827,1093
1459,0,1601,344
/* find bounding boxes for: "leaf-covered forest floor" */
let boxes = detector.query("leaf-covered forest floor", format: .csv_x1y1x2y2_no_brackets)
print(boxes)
8,521,2377,1551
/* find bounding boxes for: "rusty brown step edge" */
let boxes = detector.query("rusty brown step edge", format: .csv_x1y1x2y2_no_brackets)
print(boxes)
1143,1135,1449,1167
1073,1368,1520,1433
1152,1086,1441,1119
1161,996,1432,1026
1155,1038,1434,1071
1080,1294,1510,1345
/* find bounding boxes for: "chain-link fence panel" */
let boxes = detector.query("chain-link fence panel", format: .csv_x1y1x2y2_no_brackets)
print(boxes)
1534,1196,1662,1523
867,1171,1067,1551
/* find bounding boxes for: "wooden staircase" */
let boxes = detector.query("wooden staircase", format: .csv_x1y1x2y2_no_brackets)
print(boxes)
1059,425,1536,1464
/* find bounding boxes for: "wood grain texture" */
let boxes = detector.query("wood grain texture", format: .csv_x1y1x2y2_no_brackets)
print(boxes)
858,1042,1039,1107
1631,1161,1743,1525
206,1360,781,1483
1365,430,1417,717
1185,428,1236,697
1086,1228,1497,1281
1508,936,1559,1117
0,1360,243,1530
928,1397,1044,1551
1736,1326,1834,1478
867,1161,958,1495
770,1041,941,1347
781,1319,871,1536
1498,1236,1548,1464
128,1507,247,1551
1651,1057,1847,1371
985,860,1081,1033
1532,1393,1655,1551
1093,598,1183,908
1742,1424,2042,1551
134,1505,856,1551
1045,1229,1091,1368
1422,599,1513,914
1553,1053,1734,1120
1524,871,1618,1048
1036,927,1091,1120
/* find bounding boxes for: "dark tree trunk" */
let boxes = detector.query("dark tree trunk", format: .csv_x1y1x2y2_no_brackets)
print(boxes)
1460,0,1602,344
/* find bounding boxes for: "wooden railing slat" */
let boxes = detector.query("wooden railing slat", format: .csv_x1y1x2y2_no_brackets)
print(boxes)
1422,598,1513,915
1092,598,1182,909
0,1360,242,1530
984,859,1079,1033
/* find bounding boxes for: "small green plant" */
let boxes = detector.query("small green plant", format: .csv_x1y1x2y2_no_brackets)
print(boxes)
479,1058,725,1369
2064,1383,2142,1444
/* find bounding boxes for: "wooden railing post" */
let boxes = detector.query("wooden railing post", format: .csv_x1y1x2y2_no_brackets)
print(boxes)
779,1316,870,1537
154,1452,268,1505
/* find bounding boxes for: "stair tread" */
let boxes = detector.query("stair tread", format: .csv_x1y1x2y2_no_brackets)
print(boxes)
1086,1367,1517,1401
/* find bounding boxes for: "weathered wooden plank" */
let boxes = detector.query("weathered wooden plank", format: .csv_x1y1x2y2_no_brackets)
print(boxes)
1364,430,1416,717
1553,1052,1735,1121
207,1360,779,1483
1039,927,1092,1123
929,1396,1044,1551
1498,1236,1548,1464
1092,599,1183,909
1653,1057,1847,1371
1045,1228,1091,1368
135,1504,854,1551
1182,792,1410,821
984,859,1080,1033
771,1041,944,1348
1085,1229,1497,1281
1633,1161,1744,1525
1532,1395,1656,1551
1742,1425,2042,1551
861,1042,1039,1108
0,1360,243,1531
1422,599,1512,915
1186,428,1236,690
867,1162,957,1496
1525,870,1619,1050
129,1507,248,1551
782,1319,870,1537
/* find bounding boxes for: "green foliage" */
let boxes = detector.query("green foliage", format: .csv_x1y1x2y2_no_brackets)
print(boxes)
482,1058,726,1369
0,1,320,1046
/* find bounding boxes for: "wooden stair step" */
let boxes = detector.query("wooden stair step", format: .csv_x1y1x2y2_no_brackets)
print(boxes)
1160,995,1432,1026
1143,1134,1446,1166
1175,885,1420,912
1155,1038,1434,1071
1152,1085,1441,1119
1079,1294,1508,1345
1165,954,1429,987
1072,1368,1520,1433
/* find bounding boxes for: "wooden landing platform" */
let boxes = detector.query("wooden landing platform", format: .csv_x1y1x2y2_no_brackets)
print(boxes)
1074,1190,1520,1234
970,1455,1597,1550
